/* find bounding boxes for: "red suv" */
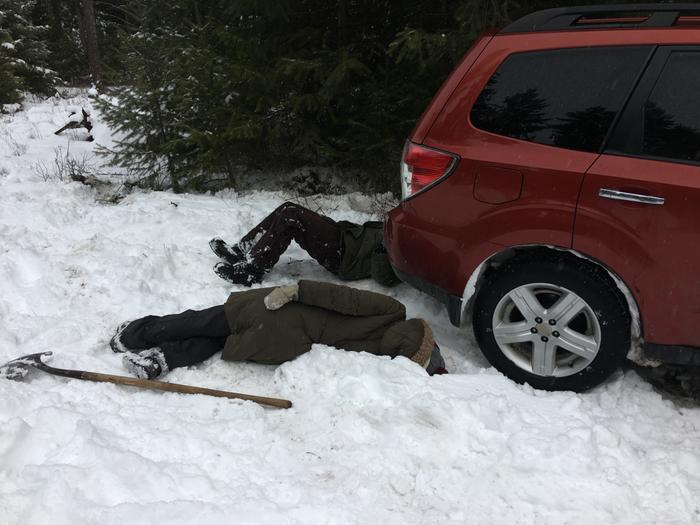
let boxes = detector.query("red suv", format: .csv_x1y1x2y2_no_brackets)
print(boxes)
385,4,700,391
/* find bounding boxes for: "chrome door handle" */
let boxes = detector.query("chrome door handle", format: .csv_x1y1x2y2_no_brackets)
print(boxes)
598,188,664,205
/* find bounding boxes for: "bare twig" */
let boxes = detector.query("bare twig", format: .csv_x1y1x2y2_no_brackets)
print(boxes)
1,130,28,156
32,144,95,182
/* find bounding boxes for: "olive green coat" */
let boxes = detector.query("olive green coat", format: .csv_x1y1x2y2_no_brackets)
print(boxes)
336,221,399,286
222,280,432,365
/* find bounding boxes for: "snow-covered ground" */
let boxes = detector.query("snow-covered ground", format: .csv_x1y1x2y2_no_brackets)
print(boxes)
1,94,699,525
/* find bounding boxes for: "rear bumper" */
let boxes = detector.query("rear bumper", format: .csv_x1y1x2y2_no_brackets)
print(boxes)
644,343,700,366
392,266,464,327
385,205,466,328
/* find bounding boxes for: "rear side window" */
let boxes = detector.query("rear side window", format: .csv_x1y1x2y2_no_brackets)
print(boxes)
643,51,700,163
470,47,651,152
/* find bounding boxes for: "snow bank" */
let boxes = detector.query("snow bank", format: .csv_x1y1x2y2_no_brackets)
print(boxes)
1,93,699,525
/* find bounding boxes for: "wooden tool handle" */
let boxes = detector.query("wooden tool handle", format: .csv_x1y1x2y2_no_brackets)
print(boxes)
35,361,291,408
80,371,292,408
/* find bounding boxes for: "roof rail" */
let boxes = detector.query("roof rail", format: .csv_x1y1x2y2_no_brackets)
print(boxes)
501,3,700,33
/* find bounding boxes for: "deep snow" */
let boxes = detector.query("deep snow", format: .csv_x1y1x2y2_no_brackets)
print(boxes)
1,93,699,525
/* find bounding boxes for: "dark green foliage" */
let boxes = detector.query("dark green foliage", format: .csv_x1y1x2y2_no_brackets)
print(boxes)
96,0,458,190
0,0,57,105
31,0,86,84
96,0,273,191
0,47,22,105
94,0,649,191
28,0,129,85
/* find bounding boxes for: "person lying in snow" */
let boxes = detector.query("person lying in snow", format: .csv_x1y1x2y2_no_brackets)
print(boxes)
110,280,447,379
210,201,399,287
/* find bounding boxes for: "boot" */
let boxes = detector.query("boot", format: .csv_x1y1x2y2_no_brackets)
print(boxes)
122,349,168,380
110,321,132,353
214,261,264,286
209,237,246,265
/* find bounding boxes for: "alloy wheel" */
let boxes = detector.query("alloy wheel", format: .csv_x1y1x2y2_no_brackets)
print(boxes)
491,283,602,377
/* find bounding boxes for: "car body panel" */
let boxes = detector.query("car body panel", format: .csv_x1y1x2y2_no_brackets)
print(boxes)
410,33,495,144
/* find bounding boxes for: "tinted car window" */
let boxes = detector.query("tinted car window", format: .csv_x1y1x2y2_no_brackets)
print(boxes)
643,52,700,163
471,47,651,152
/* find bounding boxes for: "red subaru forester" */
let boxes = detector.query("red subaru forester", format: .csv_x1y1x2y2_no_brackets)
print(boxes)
385,4,700,391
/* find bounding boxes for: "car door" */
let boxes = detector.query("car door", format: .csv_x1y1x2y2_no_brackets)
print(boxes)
574,47,700,348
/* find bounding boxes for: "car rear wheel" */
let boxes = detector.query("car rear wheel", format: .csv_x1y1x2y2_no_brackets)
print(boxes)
473,257,630,392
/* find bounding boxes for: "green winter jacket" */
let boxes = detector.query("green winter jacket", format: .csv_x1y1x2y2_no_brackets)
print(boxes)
336,221,399,286
221,280,432,366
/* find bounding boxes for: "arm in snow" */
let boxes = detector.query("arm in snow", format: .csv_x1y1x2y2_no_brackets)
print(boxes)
296,280,405,317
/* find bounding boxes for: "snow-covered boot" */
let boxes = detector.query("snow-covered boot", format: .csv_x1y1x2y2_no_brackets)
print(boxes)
122,349,168,380
110,321,132,353
209,237,246,265
214,261,264,286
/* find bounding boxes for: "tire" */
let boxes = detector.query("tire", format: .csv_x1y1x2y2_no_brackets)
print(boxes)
473,257,630,392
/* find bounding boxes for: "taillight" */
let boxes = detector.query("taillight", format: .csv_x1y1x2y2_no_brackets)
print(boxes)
400,142,458,200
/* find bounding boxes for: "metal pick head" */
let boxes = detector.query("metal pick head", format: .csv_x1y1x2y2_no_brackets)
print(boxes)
0,351,53,381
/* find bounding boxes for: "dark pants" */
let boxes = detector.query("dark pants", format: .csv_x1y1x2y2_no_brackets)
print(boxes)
120,306,230,370
241,202,342,274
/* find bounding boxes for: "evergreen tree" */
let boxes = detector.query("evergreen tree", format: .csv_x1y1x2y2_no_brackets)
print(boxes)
98,0,459,190
0,7,22,104
0,0,57,104
31,0,84,84
95,0,190,190
97,0,294,190
28,0,130,85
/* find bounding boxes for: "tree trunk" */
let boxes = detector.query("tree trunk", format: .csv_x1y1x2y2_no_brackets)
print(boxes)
81,0,101,81
337,0,348,48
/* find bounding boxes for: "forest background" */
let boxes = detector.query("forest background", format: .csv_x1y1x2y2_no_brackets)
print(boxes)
1,0,648,192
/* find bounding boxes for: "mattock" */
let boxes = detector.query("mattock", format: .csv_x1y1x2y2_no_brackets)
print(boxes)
0,351,292,409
